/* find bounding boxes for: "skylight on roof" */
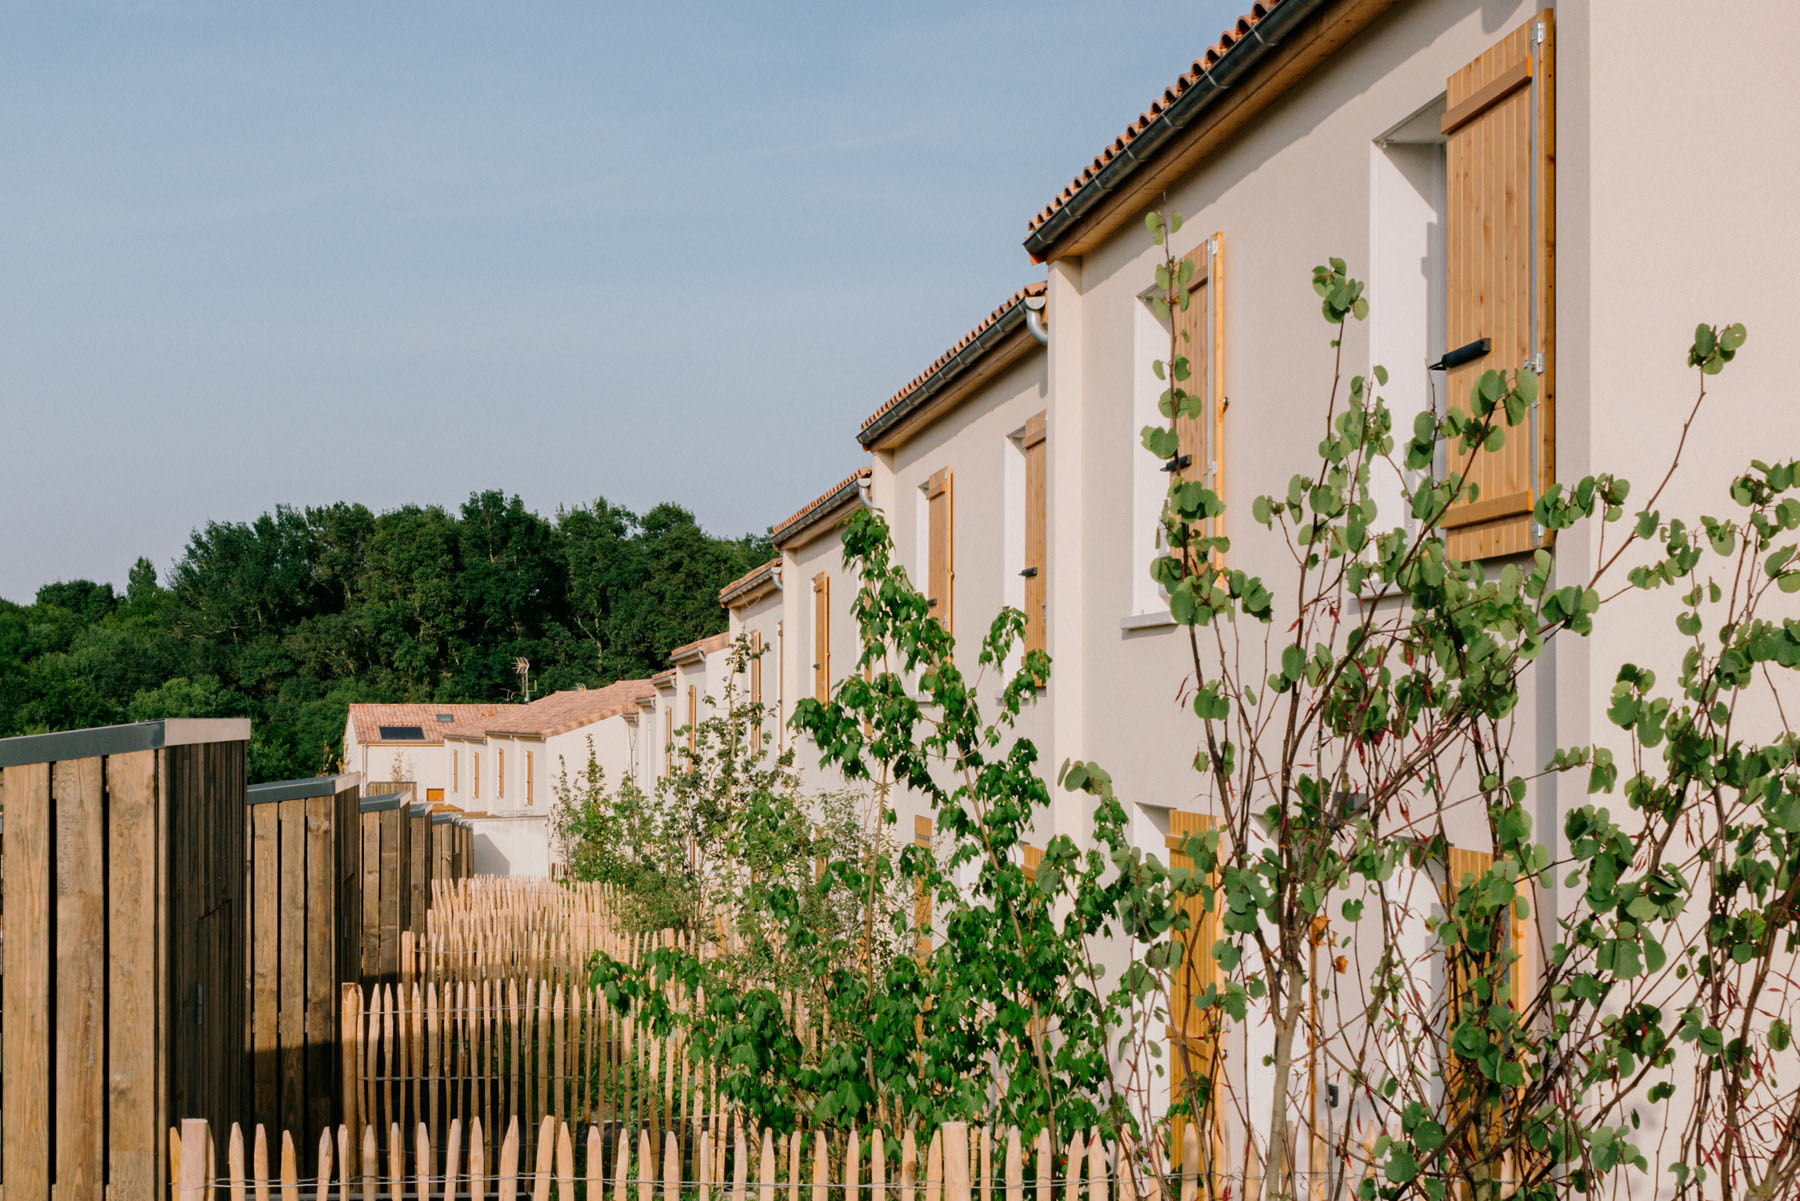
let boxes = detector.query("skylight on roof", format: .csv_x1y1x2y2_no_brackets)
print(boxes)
435,714,454,721
378,725,427,740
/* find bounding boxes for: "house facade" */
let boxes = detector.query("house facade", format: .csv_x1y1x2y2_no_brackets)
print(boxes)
342,703,520,803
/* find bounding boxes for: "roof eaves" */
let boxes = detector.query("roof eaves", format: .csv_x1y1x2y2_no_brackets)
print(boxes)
1022,0,1339,261
719,558,782,607
771,468,871,549
857,284,1045,449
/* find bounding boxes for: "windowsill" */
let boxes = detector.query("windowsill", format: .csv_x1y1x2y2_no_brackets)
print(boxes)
1119,609,1176,631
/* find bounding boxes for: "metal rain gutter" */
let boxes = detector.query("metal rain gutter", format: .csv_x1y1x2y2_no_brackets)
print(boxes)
857,302,1031,449
1021,0,1327,262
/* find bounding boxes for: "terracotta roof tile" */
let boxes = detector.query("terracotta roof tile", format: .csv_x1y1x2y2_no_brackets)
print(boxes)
859,283,1046,437
771,467,872,546
719,557,781,606
1025,2,1278,238
482,680,657,738
651,668,677,686
348,703,522,747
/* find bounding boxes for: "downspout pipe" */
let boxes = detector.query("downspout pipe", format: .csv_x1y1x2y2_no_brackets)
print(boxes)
1021,0,1329,262
1024,295,1049,346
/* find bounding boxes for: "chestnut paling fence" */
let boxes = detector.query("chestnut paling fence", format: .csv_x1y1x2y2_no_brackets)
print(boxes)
168,1116,1251,1201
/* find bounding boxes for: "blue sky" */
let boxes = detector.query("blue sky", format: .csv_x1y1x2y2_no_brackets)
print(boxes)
0,1,1246,603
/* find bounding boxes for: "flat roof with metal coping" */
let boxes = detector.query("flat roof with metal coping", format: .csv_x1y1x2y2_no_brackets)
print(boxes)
358,792,410,813
0,717,252,769
246,772,363,805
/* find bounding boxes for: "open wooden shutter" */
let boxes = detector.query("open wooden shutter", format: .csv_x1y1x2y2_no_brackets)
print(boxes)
1441,10,1554,560
812,573,830,702
687,685,698,752
1166,810,1223,1160
913,816,935,959
749,630,764,740
926,468,954,634
1021,413,1048,658
1172,236,1226,559
663,709,672,775
497,748,504,798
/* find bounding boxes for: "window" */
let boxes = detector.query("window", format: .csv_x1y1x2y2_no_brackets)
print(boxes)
1439,11,1555,560
1371,100,1448,544
1021,843,1043,885
687,685,698,752
525,751,534,806
1020,413,1048,658
812,573,831,702
923,469,953,634
1165,810,1222,1157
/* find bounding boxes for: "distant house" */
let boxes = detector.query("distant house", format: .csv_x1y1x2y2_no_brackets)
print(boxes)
342,703,521,802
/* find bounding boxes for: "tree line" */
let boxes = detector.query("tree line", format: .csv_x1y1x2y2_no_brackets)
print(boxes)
0,490,771,781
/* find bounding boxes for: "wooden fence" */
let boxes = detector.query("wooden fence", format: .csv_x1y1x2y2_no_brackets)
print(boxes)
244,773,365,1140
170,1115,1231,1201
431,811,474,883
0,718,252,1201
359,794,420,984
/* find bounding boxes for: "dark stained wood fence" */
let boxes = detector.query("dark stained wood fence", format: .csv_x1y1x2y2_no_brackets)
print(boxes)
358,793,413,986
243,773,363,1140
0,718,251,1201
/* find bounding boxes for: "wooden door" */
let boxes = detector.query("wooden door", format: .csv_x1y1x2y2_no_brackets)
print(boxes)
1441,10,1555,560
1166,810,1222,1160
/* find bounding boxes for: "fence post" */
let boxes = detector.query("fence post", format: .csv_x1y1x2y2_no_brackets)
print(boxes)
178,1120,211,1201
942,1125,968,1201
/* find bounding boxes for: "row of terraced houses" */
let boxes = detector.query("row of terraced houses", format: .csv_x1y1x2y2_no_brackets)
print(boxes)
346,0,1796,1155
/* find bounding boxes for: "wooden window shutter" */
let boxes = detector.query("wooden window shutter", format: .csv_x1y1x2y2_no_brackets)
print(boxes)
750,630,764,740
1441,10,1555,560
926,467,954,634
687,684,698,752
497,748,504,797
812,572,831,702
913,816,934,959
525,751,533,806
1165,810,1223,1160
1021,413,1048,658
663,709,672,775
452,749,458,791
473,752,480,799
1020,843,1043,885
1172,237,1226,551
776,620,785,748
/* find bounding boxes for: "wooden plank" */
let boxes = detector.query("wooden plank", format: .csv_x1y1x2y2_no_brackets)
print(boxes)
54,755,106,1201
1,763,50,1201
1440,57,1532,136
252,801,281,1123
306,794,337,1133
280,798,307,1134
108,749,162,1201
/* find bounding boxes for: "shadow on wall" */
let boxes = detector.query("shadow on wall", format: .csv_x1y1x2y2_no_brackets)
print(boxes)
468,816,553,877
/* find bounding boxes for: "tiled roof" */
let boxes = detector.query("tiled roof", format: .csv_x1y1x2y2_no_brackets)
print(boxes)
719,557,781,607
771,467,871,546
1025,2,1279,240
651,668,677,686
347,703,521,747
482,680,657,738
858,283,1046,442
670,631,731,663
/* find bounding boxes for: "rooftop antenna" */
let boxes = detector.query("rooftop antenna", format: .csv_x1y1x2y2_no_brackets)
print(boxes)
515,657,532,702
